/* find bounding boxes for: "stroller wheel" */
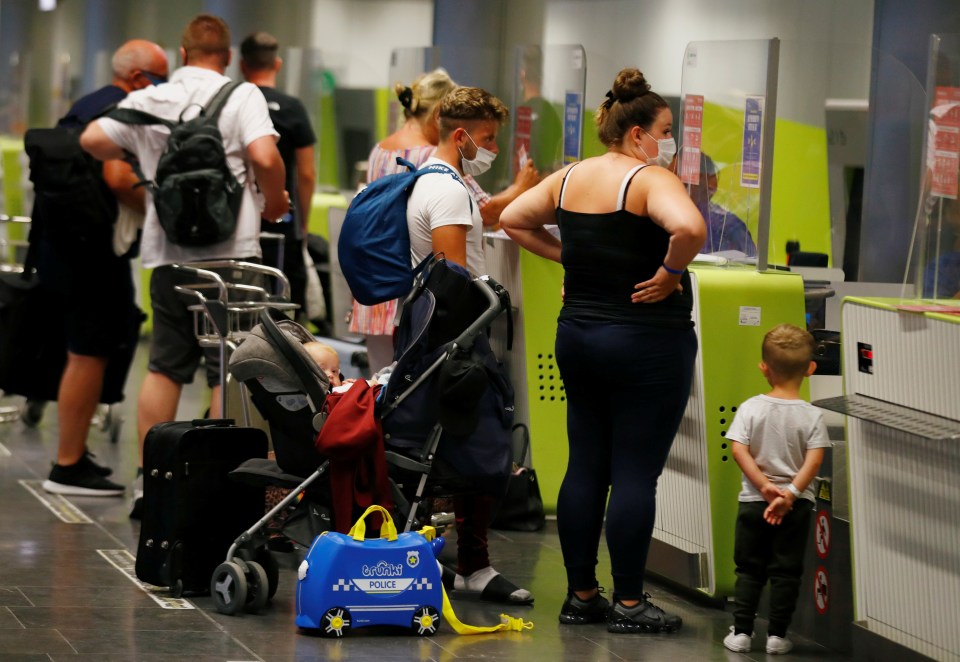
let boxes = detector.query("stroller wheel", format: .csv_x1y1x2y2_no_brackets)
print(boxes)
244,560,269,614
411,605,440,636
255,548,280,599
211,561,247,615
321,606,351,638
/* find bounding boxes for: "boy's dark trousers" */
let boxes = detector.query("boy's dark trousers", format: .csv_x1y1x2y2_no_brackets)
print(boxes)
732,500,811,637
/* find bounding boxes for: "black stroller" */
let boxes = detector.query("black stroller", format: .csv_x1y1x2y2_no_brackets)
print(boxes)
213,258,514,615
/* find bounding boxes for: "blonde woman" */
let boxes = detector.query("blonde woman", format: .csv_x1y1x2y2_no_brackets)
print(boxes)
348,69,456,371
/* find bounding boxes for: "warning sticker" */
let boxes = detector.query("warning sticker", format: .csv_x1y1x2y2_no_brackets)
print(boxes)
814,566,829,614
815,510,831,559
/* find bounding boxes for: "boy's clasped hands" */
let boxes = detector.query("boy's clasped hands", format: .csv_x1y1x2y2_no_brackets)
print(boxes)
760,481,795,526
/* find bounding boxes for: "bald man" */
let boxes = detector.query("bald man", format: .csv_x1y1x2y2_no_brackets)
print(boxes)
39,39,169,497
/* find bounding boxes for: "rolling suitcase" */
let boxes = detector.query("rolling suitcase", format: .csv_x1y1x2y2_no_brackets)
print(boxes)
135,418,268,596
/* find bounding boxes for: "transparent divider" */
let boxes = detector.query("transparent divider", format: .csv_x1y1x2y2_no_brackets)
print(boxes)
905,33,960,302
678,39,779,269
509,44,586,178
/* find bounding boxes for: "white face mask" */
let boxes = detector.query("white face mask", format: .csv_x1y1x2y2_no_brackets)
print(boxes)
640,129,677,168
459,131,497,176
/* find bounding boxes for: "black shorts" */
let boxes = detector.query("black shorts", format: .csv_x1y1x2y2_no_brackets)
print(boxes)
148,261,262,387
36,237,137,357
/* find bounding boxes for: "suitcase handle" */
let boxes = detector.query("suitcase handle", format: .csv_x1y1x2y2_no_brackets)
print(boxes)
348,505,398,542
190,418,235,427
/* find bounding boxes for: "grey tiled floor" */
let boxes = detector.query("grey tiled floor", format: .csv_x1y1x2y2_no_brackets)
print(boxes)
0,347,848,661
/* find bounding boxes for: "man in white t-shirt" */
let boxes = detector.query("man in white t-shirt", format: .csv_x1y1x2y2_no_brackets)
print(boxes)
81,14,289,515
405,86,533,605
406,86,508,276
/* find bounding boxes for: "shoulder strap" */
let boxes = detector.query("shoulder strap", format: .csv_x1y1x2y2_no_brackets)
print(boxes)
106,107,174,129
617,164,648,210
558,162,581,209
411,163,474,213
204,81,244,123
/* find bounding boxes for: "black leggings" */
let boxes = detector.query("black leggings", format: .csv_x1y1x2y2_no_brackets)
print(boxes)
555,318,697,600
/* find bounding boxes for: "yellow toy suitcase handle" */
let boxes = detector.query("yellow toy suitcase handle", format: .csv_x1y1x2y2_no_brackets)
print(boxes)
348,505,398,542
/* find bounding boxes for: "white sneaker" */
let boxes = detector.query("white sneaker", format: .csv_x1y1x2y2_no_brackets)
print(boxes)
129,473,144,519
766,635,794,655
723,626,753,653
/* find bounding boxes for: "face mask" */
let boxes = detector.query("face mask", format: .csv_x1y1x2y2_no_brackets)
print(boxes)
640,129,677,168
459,132,497,176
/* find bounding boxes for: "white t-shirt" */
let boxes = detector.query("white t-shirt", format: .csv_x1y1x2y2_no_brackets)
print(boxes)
98,66,279,269
406,156,485,275
726,394,831,503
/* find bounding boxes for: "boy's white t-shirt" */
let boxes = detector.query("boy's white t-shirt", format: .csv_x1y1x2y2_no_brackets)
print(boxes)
726,394,831,503
406,157,485,275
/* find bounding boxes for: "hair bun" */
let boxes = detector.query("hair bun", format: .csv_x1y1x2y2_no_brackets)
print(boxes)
612,67,651,103
396,85,414,110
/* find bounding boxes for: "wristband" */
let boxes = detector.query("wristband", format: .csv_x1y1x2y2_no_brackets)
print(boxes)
786,483,802,499
662,262,684,275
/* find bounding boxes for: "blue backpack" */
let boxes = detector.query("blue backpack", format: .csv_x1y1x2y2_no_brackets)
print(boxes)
338,158,471,305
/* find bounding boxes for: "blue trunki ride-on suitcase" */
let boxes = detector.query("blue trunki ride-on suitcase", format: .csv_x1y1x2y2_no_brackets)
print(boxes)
295,505,445,637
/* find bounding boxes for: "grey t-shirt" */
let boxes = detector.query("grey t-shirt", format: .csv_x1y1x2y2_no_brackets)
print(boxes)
726,394,831,503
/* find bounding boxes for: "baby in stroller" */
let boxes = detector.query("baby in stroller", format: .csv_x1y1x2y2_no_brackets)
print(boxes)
228,258,532,606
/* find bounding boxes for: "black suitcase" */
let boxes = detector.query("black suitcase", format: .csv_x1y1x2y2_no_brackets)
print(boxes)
136,418,267,595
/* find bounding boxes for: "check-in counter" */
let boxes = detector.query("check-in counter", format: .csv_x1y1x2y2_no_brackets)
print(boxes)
815,298,960,660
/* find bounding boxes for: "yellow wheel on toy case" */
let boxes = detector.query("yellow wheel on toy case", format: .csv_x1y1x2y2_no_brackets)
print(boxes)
321,606,351,638
412,605,440,636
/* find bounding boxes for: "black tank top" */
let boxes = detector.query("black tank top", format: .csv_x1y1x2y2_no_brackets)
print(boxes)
556,163,694,328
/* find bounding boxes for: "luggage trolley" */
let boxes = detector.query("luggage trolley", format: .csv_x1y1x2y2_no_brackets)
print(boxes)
171,260,298,421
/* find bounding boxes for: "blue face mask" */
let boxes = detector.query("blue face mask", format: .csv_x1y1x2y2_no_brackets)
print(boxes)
142,71,167,86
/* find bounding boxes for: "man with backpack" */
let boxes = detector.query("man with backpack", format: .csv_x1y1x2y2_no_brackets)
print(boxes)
408,86,533,606
34,39,168,497
81,14,289,515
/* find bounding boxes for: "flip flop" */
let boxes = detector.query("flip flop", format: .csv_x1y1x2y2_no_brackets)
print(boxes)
479,573,535,606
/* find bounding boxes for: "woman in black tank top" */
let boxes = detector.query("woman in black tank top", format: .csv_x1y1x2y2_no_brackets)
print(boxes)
501,67,705,634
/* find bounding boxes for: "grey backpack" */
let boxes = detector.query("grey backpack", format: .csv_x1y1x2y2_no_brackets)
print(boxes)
108,81,243,247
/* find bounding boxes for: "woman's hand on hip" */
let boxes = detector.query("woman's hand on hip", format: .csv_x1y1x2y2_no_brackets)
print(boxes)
632,267,682,304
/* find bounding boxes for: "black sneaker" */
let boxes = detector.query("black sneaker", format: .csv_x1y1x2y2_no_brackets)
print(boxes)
81,450,113,477
559,587,610,624
42,461,124,497
607,594,682,633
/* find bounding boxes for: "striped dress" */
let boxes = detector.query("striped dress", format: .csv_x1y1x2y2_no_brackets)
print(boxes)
348,143,436,335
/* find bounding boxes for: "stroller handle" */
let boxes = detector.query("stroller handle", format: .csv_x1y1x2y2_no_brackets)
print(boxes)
450,275,504,352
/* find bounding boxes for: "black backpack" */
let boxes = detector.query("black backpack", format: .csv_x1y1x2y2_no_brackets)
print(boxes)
24,109,119,247
107,81,244,247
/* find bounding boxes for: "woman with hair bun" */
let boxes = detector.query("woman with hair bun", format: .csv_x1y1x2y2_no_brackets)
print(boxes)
349,68,457,370
501,67,705,633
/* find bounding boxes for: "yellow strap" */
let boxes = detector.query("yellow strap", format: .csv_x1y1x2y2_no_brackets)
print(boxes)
347,505,398,541
440,585,533,635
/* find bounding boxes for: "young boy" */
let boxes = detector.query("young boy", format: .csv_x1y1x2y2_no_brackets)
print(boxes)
723,323,830,655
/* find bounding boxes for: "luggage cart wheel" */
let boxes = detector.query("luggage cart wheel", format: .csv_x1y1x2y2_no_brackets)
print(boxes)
170,578,184,599
211,561,247,615
105,405,122,444
244,560,269,614
254,548,279,599
320,606,351,638
19,399,46,427
412,605,440,636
